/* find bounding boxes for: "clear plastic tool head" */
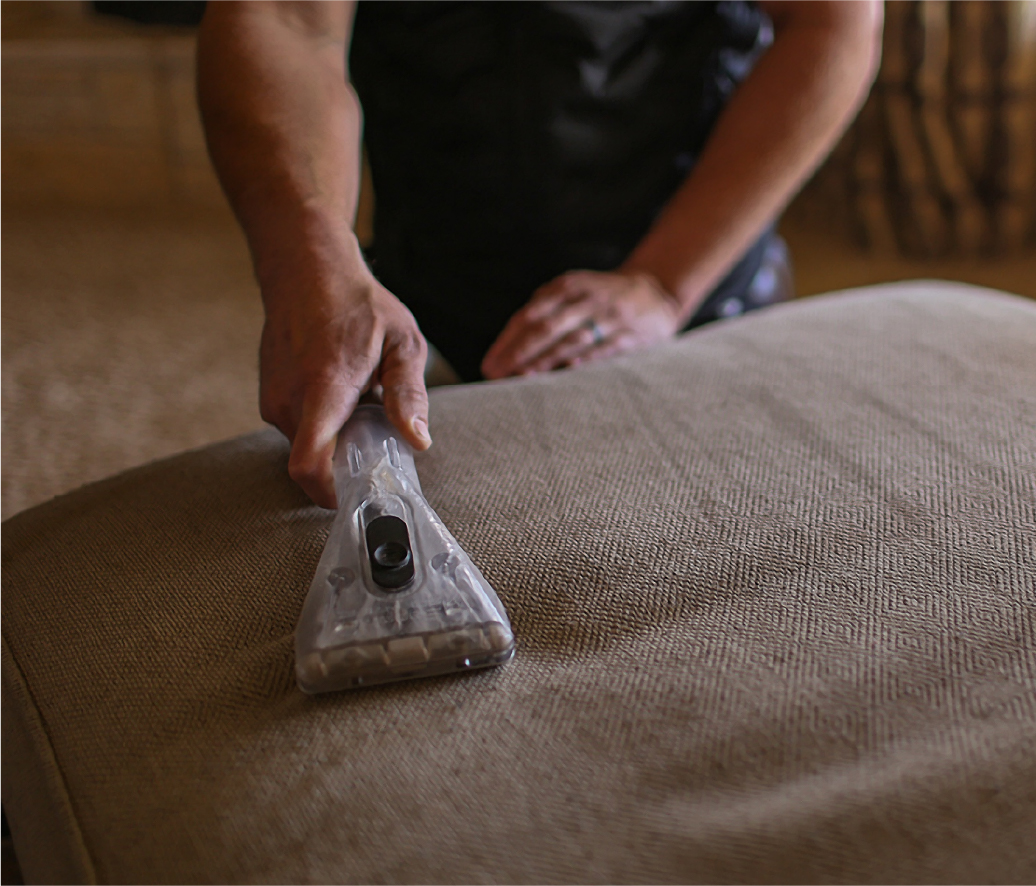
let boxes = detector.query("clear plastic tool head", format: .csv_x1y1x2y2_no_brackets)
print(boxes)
295,405,515,693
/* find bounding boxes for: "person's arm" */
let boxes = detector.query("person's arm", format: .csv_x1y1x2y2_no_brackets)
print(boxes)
481,0,883,379
197,1,430,510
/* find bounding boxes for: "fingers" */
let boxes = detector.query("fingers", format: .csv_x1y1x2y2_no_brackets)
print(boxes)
568,332,637,368
482,273,594,378
287,326,430,510
288,380,364,510
483,295,596,378
522,317,610,373
524,272,587,315
483,268,683,378
481,309,539,379
379,329,432,452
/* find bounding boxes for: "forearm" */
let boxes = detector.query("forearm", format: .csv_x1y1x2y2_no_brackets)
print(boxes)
622,0,883,320
197,1,364,305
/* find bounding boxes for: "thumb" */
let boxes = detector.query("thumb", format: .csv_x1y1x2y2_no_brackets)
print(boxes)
380,333,432,451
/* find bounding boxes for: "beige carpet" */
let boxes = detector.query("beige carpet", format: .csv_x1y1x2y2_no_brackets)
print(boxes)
1,206,265,520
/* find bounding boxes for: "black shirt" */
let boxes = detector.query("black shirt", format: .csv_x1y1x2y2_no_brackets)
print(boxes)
351,1,773,380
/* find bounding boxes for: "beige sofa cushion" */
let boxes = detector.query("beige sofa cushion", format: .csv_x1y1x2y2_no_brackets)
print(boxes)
3,282,1035,884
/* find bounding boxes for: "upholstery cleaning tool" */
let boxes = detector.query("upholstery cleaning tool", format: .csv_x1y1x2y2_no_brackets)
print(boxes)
295,405,515,692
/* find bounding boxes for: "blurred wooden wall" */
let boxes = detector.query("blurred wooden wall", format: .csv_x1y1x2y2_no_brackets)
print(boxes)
0,1,376,244
796,0,1036,257
1,1,219,208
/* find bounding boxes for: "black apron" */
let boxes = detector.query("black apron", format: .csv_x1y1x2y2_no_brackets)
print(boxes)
350,1,773,381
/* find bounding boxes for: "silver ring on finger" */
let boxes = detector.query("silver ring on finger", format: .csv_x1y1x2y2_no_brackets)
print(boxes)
582,316,605,346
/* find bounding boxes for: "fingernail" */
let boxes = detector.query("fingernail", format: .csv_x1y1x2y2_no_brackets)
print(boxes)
412,418,431,447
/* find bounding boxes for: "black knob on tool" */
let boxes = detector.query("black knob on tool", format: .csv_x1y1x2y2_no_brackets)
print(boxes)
365,515,415,589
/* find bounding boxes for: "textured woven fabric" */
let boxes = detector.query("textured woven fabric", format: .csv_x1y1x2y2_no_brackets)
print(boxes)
3,283,1035,884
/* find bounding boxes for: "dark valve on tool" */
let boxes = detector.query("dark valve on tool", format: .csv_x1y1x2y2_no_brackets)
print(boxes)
365,515,415,589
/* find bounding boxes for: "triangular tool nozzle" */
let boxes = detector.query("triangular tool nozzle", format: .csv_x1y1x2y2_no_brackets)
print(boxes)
295,405,516,692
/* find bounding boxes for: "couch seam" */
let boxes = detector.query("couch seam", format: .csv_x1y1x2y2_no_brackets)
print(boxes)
1,631,98,885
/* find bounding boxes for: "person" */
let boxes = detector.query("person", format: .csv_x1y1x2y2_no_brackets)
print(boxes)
197,0,883,509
